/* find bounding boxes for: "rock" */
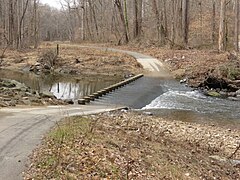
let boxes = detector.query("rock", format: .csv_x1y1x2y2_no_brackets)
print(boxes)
180,78,187,84
22,99,31,105
8,100,16,106
228,92,236,97
228,84,239,92
236,89,240,95
124,73,134,79
30,63,43,72
200,76,228,90
143,111,153,116
231,159,240,167
219,91,228,97
0,79,16,88
228,97,240,101
207,91,221,97
209,155,227,162
43,64,51,70
40,91,56,98
64,99,74,104
35,62,41,66
0,101,8,107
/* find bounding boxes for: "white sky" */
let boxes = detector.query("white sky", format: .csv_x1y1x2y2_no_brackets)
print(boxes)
40,0,62,9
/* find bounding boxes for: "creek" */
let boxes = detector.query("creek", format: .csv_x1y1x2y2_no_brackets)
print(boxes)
1,69,239,128
142,79,240,128
0,69,121,102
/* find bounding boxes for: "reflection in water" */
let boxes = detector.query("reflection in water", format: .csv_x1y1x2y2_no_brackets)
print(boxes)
0,69,121,100
50,81,110,100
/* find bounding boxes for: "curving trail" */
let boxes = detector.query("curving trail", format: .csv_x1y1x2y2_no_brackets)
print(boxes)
0,46,170,180
79,45,172,77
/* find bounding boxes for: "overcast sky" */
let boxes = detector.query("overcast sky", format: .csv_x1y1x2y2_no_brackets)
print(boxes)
40,0,62,9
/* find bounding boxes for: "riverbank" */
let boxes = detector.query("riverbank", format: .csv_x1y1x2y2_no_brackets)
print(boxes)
0,43,143,107
24,110,240,179
0,43,142,77
0,78,67,107
111,44,240,100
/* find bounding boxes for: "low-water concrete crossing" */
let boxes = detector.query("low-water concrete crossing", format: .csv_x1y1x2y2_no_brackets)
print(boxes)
0,46,171,179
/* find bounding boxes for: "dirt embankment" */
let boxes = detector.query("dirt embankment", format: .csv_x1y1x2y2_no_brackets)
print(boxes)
0,43,142,76
24,111,240,179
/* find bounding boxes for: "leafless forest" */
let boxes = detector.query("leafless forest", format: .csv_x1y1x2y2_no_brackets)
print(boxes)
0,0,239,51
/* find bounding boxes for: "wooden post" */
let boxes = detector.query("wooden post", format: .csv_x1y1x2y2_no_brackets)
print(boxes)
56,44,59,56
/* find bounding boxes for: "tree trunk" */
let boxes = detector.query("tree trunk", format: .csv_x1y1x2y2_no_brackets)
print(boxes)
152,0,164,44
133,0,143,39
115,0,129,43
124,0,129,36
182,0,189,46
88,0,99,37
33,0,38,48
170,0,176,48
212,0,216,44
219,0,226,52
234,0,239,52
17,0,29,49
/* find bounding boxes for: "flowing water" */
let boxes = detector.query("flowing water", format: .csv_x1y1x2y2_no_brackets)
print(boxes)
0,69,121,101
142,79,240,128
1,69,239,127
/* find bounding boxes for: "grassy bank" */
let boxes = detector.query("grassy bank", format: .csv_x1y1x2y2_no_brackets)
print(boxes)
25,111,240,179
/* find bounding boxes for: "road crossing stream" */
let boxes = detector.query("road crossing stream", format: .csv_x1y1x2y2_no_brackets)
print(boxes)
0,46,239,179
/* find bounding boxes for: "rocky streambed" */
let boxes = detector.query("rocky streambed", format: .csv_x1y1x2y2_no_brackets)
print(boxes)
0,78,66,107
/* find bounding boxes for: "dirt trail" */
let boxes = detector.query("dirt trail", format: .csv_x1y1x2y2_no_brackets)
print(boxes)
78,45,172,78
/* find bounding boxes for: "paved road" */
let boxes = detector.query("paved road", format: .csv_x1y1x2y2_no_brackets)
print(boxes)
0,105,122,179
0,46,171,179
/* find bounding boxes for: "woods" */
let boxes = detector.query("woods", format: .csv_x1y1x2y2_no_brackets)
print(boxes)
0,0,239,51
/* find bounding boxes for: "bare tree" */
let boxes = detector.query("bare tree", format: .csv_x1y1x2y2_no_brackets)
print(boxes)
182,0,190,46
133,0,143,39
234,0,239,52
219,0,227,52
115,0,129,44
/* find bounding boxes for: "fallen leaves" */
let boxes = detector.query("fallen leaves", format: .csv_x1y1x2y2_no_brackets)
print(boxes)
24,111,240,179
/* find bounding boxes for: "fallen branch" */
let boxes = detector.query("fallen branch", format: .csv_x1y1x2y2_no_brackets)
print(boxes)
229,143,240,159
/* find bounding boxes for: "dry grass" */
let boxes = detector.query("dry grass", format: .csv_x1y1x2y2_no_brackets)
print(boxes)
24,111,240,179
0,42,142,76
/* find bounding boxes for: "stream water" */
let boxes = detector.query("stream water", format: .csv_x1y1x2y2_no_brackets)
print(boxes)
1,69,239,127
0,69,121,101
142,79,240,128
